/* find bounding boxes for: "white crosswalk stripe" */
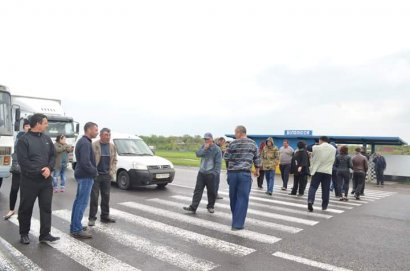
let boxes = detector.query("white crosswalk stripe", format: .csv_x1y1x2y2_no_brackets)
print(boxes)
106,208,256,256
0,236,43,271
250,189,364,207
8,216,140,271
166,195,317,226
53,210,218,271
217,191,346,213
273,251,353,271
119,201,282,244
154,196,303,233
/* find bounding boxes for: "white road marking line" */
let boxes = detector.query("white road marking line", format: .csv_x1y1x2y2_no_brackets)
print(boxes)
168,195,316,227
0,236,43,271
273,251,353,271
161,196,303,233
217,191,346,214
108,209,255,256
171,184,332,219
251,190,364,206
8,216,139,271
53,210,218,271
0,253,16,271
119,201,281,245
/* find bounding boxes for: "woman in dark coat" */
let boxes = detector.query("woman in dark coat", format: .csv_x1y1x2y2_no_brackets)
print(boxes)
290,141,310,196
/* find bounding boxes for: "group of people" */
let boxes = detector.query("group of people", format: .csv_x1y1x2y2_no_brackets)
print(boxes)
184,126,387,230
2,114,118,244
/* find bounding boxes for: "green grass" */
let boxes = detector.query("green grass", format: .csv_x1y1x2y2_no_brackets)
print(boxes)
155,150,227,169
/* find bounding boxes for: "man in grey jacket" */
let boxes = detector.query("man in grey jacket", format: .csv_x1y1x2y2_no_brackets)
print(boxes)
183,133,222,214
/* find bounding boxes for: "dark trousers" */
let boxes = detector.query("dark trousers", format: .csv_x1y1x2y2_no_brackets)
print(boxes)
291,174,308,195
215,173,221,195
9,173,21,210
228,171,252,229
337,171,350,197
190,172,216,210
353,172,366,197
257,170,265,188
89,174,112,221
331,170,341,196
18,175,53,238
308,172,331,209
0,177,3,188
279,164,291,189
376,169,385,185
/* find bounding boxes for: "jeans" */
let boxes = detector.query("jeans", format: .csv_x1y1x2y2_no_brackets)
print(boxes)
337,171,350,197
265,170,275,193
18,175,53,238
376,169,385,185
279,164,291,189
70,178,94,233
228,171,252,229
353,172,366,197
257,170,265,188
291,174,308,195
331,170,340,196
308,172,331,209
89,174,112,221
190,172,216,210
9,173,21,210
53,167,67,188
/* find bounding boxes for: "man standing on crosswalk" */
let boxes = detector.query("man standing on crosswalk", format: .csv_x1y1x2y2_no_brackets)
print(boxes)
224,125,261,231
307,136,336,212
70,122,99,239
183,133,222,214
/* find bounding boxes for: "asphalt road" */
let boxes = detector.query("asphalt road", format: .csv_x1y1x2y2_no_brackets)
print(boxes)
0,167,409,271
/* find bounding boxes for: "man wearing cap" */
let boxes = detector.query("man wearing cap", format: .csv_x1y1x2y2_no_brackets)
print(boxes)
183,133,222,214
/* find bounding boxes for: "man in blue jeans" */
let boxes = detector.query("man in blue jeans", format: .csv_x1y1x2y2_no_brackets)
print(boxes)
70,122,99,239
307,136,336,212
224,126,261,231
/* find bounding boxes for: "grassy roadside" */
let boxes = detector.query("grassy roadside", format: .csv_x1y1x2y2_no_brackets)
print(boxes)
155,150,227,169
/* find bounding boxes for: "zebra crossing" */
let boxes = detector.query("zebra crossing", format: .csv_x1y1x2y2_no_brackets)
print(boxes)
0,183,395,271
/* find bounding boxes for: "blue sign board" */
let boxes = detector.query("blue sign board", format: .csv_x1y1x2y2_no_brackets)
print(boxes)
285,130,313,136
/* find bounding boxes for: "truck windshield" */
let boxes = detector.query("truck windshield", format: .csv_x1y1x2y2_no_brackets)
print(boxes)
0,91,13,136
45,121,75,138
114,139,154,156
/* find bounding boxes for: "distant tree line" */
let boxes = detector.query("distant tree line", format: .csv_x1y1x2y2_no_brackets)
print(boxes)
139,135,206,151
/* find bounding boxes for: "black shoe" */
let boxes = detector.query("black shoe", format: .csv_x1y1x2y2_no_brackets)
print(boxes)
207,208,215,214
322,207,328,211
39,234,60,244
101,217,116,223
20,235,30,245
289,193,296,196
231,227,244,231
351,191,355,195
183,206,196,214
308,203,313,212
216,195,223,200
297,194,304,197
355,196,361,200
71,230,92,239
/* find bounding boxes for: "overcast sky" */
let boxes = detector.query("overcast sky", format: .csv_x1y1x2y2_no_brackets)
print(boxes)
1,1,409,142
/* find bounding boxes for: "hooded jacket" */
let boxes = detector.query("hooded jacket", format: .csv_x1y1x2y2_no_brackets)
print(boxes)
261,138,279,171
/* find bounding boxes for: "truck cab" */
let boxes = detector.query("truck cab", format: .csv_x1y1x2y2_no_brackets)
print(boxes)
12,95,79,161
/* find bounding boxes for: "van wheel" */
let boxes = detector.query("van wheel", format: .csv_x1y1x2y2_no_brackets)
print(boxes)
117,171,131,190
157,183,168,189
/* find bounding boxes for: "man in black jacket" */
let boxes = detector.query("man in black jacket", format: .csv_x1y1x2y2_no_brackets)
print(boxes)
17,113,59,245
70,122,99,239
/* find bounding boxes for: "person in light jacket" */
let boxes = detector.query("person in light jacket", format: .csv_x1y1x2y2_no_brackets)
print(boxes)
53,135,73,193
261,137,279,196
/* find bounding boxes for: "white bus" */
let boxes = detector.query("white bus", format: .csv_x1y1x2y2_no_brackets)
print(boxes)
0,86,15,179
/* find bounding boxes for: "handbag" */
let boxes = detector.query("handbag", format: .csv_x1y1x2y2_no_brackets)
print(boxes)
10,153,21,174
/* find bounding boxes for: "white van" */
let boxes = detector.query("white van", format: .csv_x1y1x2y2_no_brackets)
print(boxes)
72,133,175,190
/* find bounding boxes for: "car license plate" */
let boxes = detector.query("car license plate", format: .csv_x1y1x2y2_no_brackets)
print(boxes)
156,174,170,179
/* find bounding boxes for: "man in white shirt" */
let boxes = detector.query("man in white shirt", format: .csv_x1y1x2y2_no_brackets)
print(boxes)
307,136,336,212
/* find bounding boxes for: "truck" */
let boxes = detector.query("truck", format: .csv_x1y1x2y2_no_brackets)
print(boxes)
12,95,79,161
0,86,16,179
